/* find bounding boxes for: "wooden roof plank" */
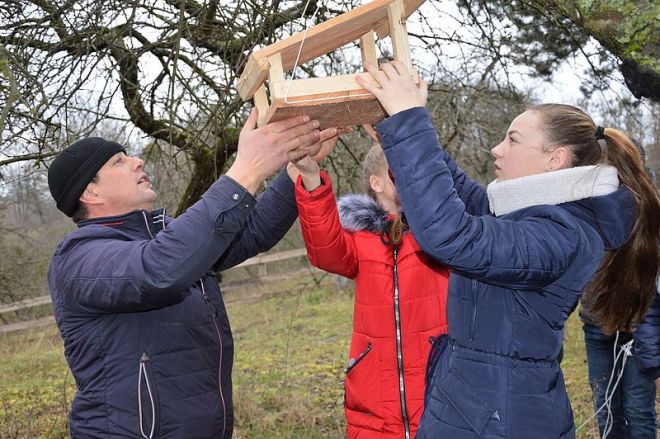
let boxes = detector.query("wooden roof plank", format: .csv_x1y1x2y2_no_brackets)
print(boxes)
237,0,426,100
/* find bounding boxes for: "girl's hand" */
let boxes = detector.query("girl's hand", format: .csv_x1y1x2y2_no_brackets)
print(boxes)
292,154,320,175
356,61,428,116
288,155,321,191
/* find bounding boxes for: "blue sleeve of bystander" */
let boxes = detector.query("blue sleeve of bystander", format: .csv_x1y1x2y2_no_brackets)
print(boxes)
634,289,660,380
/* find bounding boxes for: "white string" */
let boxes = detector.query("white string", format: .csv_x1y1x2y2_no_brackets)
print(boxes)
284,0,327,104
282,1,392,106
575,331,633,437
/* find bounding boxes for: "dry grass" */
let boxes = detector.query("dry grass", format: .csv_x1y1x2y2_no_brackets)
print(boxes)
1,275,657,438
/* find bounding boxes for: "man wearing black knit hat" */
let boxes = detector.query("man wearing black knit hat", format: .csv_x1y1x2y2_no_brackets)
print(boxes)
46,110,344,438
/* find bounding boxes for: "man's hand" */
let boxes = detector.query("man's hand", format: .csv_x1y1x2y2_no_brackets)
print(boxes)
227,109,321,194
356,61,428,117
309,126,353,162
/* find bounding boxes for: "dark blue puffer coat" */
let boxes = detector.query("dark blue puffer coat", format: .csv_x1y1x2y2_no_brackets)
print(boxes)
634,289,660,381
47,170,297,438
376,107,636,439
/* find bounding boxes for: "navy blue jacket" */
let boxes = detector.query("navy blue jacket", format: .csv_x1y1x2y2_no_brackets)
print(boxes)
634,290,660,381
47,170,297,438
376,108,636,439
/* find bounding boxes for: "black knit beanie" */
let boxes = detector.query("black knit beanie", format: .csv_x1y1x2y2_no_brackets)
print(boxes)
48,137,126,217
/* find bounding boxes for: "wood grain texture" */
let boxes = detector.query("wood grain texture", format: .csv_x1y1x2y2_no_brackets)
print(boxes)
261,95,387,130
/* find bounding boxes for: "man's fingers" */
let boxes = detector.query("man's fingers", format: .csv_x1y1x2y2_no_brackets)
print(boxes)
319,127,338,143
313,127,350,162
285,129,320,151
301,126,341,160
282,120,320,143
241,108,258,133
269,115,312,134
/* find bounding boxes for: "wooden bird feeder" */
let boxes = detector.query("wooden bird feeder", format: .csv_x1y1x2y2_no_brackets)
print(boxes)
236,0,426,130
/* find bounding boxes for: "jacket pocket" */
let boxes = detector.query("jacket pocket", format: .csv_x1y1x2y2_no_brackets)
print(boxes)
343,340,381,423
138,353,159,439
344,342,372,375
425,334,448,404
434,370,496,435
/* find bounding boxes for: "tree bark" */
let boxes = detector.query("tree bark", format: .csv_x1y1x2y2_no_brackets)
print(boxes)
548,0,659,101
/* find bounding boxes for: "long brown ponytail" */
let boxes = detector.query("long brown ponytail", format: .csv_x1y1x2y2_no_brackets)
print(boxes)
531,104,660,332
362,143,407,246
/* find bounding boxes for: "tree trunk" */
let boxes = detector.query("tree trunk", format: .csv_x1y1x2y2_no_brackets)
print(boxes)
549,0,659,101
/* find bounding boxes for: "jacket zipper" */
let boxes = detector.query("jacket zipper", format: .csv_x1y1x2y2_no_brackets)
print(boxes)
393,247,411,439
138,213,157,439
141,212,155,239
470,278,478,340
141,211,226,436
200,280,227,438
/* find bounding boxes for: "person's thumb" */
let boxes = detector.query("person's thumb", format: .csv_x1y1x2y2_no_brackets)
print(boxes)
241,108,258,133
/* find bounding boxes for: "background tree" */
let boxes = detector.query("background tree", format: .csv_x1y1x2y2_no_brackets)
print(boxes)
0,0,657,216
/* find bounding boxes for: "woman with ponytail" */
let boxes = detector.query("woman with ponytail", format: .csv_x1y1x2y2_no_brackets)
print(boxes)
292,141,450,439
356,61,660,438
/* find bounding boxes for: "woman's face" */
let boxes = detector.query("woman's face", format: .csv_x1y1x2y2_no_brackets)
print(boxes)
491,110,554,181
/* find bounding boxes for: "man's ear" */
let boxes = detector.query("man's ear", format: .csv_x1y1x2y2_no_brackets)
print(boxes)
547,146,570,171
79,185,102,206
369,175,383,194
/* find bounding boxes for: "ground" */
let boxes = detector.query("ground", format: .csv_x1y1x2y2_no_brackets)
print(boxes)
0,274,657,438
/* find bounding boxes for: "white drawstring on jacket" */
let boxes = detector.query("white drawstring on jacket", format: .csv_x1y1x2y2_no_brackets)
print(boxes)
138,359,156,439
575,331,633,437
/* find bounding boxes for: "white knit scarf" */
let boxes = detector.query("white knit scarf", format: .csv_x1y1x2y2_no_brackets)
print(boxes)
486,165,619,217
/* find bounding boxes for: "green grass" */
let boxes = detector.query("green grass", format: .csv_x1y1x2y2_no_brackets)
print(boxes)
1,276,657,438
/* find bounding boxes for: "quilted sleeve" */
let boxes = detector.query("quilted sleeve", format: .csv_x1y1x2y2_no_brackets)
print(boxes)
295,171,359,279
377,107,602,290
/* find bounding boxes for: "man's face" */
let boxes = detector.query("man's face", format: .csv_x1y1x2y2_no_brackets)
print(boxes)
87,152,157,215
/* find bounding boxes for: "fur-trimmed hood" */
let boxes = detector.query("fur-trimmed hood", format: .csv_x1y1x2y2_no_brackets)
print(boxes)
338,194,390,233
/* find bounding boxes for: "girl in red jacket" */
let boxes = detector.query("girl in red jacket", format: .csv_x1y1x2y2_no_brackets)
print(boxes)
293,141,450,439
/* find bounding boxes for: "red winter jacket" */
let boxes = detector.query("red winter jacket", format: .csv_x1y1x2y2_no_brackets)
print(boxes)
296,172,449,439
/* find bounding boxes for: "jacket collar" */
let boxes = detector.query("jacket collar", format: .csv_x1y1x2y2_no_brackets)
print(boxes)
77,208,167,239
486,165,619,217
338,194,391,233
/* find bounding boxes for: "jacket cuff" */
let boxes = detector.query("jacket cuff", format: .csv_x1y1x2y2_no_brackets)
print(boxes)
295,171,333,200
376,107,434,150
202,176,257,233
210,176,257,210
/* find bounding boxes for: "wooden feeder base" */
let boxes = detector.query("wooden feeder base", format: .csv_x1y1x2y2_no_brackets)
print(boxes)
259,95,387,130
